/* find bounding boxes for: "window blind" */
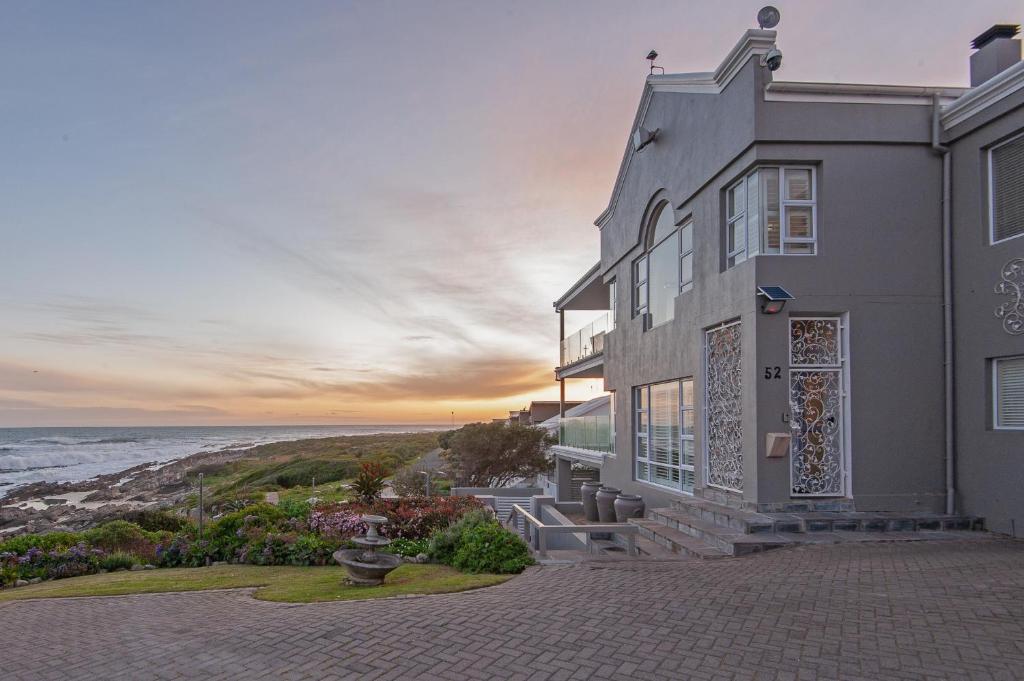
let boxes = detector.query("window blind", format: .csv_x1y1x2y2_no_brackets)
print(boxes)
996,356,1024,429
992,135,1024,243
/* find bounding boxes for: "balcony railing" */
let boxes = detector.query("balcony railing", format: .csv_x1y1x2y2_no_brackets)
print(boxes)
560,312,611,367
559,414,614,453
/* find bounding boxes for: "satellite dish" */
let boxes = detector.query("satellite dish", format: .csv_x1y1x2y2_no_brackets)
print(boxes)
757,6,781,29
633,125,659,152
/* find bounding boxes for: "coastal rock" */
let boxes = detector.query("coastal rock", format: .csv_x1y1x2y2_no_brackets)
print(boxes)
84,488,122,502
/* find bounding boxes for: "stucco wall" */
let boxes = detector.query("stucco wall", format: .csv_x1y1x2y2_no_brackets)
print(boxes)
947,90,1024,536
592,56,951,512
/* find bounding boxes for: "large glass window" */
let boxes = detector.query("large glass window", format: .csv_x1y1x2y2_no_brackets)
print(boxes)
632,203,695,328
634,378,695,493
648,229,678,327
727,165,816,267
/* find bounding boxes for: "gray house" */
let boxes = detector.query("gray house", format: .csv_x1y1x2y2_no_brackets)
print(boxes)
549,24,1024,538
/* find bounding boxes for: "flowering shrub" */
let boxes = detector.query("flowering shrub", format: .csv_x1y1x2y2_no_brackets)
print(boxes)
385,537,429,557
0,543,108,584
308,509,367,539
313,496,485,541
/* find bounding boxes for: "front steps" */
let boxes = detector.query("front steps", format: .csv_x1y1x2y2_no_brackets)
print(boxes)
629,496,984,560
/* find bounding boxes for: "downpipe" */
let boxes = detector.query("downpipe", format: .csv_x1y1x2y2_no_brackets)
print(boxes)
932,93,955,516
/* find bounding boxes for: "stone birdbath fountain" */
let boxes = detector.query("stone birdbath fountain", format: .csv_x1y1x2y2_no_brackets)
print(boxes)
332,514,402,586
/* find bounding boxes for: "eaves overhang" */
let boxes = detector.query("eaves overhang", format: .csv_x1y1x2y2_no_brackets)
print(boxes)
941,60,1024,130
553,261,607,311
765,81,965,106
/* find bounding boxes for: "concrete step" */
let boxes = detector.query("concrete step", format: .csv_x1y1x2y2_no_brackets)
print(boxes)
762,511,985,533
629,518,729,560
649,508,793,556
668,497,776,534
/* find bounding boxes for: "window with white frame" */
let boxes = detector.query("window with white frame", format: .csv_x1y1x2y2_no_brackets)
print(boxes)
990,131,1024,244
994,356,1024,430
727,166,816,267
632,255,648,320
679,219,694,293
608,279,617,330
632,203,695,328
634,378,695,493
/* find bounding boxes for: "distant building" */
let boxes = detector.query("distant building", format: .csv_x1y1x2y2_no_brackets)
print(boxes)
505,400,583,427
548,24,1024,535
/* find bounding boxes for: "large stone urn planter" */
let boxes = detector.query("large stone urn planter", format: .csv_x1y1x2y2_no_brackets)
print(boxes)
614,494,645,522
580,481,602,522
595,486,621,523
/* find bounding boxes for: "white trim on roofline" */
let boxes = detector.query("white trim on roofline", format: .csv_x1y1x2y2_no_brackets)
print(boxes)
765,81,965,106
594,30,777,231
942,60,1024,129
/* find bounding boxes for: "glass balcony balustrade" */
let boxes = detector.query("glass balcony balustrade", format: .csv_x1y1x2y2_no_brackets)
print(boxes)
558,414,614,453
559,312,612,367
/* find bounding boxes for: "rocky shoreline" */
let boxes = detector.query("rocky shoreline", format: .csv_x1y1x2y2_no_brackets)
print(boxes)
0,445,255,537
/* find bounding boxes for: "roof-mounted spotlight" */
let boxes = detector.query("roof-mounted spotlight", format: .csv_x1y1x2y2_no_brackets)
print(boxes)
757,285,794,314
632,125,659,153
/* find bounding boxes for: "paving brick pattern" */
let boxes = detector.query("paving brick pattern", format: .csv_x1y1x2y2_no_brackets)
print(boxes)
4,538,1024,680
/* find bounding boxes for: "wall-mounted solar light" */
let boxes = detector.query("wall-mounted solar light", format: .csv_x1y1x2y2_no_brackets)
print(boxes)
757,285,794,314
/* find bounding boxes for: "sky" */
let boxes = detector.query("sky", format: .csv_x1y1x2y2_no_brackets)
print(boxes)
0,0,1019,427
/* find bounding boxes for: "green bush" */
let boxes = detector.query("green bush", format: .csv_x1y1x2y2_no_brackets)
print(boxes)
82,521,146,551
426,509,496,565
99,551,138,571
278,498,311,520
204,503,287,561
0,531,83,555
119,509,192,533
451,523,533,574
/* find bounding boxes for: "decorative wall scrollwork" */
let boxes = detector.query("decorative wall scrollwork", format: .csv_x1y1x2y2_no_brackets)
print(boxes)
705,322,743,492
995,258,1024,336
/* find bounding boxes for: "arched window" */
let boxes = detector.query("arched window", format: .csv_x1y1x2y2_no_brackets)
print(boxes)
632,201,694,329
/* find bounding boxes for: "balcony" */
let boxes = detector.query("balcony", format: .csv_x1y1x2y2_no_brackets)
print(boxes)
558,413,614,454
560,312,611,368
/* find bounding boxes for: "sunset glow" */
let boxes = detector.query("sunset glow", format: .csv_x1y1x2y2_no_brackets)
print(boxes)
1,0,1016,426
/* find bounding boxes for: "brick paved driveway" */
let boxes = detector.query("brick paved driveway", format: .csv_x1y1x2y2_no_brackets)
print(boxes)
4,538,1023,680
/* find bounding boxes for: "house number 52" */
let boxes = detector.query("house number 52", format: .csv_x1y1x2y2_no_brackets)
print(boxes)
763,366,782,380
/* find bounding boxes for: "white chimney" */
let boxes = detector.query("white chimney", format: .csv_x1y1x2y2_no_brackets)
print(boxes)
970,24,1021,87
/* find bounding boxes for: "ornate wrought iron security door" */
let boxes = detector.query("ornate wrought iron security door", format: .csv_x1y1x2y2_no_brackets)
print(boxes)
789,318,845,496
705,321,743,492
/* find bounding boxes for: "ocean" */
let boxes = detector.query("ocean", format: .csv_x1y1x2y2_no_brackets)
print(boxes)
0,425,447,496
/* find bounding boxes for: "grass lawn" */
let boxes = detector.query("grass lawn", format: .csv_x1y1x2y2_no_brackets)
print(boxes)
0,564,511,603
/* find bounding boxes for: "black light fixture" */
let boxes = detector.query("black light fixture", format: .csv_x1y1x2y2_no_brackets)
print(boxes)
757,285,794,314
